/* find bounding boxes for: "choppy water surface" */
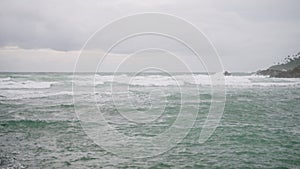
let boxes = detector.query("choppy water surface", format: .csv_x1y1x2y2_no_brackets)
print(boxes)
0,73,299,168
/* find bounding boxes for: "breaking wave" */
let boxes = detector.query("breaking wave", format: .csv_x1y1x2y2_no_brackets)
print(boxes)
0,79,56,89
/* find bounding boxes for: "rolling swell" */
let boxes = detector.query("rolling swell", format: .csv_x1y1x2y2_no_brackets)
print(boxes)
0,72,299,168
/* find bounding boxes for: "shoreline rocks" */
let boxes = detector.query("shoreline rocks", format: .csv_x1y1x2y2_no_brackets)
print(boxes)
257,65,300,78
256,52,300,78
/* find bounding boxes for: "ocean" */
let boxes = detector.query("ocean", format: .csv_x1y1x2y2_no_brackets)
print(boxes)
0,72,299,168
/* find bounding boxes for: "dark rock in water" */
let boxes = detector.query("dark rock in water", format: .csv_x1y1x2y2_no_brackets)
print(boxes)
257,52,300,78
224,71,231,76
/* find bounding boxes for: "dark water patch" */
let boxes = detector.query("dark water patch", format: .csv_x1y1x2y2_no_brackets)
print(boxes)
148,162,174,169
0,120,51,131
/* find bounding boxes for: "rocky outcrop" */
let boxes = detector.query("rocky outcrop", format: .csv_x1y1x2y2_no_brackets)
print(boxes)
257,65,300,78
257,52,300,78
224,71,231,76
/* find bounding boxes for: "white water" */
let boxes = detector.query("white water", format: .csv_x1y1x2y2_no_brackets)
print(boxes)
0,80,56,89
1,74,300,90
72,74,300,87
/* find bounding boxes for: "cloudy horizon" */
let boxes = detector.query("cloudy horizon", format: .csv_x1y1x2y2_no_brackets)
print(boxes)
0,0,300,72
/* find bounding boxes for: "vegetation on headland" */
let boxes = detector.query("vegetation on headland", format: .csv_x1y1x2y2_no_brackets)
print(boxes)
257,52,300,78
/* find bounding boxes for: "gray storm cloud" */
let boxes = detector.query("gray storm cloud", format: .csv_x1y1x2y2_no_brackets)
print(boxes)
0,0,300,72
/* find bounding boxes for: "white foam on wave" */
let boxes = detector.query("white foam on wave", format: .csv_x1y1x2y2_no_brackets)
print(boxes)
0,80,57,89
226,75,300,87
0,77,11,81
177,74,300,87
0,90,73,100
73,74,183,87
129,75,183,86
72,74,300,87
73,74,128,86
177,74,211,85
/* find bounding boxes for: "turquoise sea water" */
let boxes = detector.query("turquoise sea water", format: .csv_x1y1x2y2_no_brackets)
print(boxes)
0,73,299,168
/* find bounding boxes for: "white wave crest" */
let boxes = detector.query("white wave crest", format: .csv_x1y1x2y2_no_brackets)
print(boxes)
129,75,183,86
72,74,300,87
0,77,11,81
0,90,72,100
73,74,128,86
0,80,57,89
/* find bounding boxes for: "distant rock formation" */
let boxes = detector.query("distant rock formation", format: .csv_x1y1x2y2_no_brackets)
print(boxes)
257,52,300,78
258,65,300,78
223,71,231,76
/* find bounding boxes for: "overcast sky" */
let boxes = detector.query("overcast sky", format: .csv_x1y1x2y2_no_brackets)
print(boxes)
0,0,299,72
